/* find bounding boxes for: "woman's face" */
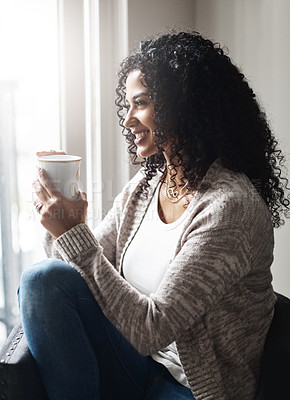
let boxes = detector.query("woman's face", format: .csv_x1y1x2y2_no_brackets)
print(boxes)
124,69,158,159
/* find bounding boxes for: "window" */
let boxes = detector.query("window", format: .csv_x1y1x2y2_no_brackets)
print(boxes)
0,0,60,343
0,0,130,346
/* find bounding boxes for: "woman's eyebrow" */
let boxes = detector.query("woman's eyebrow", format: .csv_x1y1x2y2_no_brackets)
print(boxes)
132,92,149,100
125,92,149,105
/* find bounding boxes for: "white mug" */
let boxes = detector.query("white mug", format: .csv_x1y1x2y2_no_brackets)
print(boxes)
37,155,82,199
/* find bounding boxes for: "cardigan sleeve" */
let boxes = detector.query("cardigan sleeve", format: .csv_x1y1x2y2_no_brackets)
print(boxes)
41,199,119,264
53,189,263,356
42,193,121,266
43,231,64,260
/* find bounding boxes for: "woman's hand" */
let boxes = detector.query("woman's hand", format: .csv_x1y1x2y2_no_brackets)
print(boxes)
36,150,66,157
33,167,88,238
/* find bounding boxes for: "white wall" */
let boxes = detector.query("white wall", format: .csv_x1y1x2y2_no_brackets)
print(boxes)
127,0,195,50
193,0,290,296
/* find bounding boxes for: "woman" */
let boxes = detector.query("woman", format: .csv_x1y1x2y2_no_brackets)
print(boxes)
19,31,289,400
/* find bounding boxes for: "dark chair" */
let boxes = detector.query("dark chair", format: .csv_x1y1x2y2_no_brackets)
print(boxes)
259,292,290,399
0,321,49,400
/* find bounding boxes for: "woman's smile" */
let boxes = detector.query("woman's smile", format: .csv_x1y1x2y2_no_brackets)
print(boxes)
132,129,150,145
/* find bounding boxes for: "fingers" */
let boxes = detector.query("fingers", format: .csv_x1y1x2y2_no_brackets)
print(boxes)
79,190,87,201
38,192,88,238
33,168,63,206
33,178,51,204
34,202,44,214
32,180,88,237
38,168,63,200
36,150,66,156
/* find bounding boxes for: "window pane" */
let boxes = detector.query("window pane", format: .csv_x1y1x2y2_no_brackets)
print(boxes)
0,0,60,344
0,208,4,310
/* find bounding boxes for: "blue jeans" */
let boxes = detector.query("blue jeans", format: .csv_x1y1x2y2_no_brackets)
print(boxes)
18,259,195,400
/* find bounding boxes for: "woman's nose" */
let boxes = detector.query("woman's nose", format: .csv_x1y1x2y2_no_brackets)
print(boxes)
124,108,138,129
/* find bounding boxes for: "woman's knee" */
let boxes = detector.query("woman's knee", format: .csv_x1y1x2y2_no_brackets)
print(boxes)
20,258,71,291
19,258,76,312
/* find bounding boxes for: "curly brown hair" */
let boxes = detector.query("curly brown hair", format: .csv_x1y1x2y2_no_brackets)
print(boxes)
115,30,290,228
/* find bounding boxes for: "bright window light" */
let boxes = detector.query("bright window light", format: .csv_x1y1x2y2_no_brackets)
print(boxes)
0,0,61,343
0,0,60,254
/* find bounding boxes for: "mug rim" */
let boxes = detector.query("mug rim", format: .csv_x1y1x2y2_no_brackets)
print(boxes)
37,155,81,163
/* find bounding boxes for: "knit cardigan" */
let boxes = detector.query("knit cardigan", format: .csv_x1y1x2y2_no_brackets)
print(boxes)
44,159,276,400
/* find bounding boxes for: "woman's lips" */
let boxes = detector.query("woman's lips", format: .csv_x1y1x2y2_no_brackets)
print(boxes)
133,130,149,145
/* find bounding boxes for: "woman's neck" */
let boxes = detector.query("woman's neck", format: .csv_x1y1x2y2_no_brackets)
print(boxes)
164,163,187,187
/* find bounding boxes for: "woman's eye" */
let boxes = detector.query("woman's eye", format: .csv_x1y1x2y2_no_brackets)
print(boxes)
123,99,147,112
135,100,147,106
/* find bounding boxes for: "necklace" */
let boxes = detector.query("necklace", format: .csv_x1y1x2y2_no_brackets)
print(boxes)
164,179,189,203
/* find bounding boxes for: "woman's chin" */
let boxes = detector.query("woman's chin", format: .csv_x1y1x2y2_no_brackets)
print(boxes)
137,146,158,159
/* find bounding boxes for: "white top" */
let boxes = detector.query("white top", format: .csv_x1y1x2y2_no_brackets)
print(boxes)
123,183,190,387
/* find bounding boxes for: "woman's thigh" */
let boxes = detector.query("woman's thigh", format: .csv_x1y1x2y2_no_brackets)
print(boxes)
19,258,195,399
